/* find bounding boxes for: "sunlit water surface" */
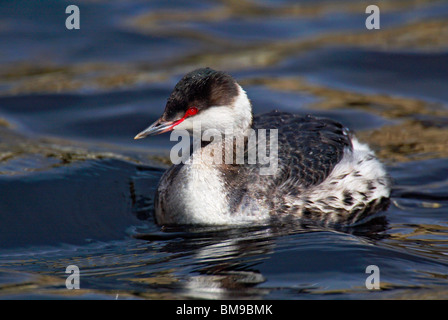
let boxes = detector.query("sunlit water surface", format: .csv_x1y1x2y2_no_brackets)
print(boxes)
0,0,447,299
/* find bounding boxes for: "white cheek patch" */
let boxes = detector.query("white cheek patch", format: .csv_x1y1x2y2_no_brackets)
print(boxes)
172,84,253,135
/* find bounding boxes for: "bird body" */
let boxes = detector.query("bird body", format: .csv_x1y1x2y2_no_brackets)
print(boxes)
135,68,391,226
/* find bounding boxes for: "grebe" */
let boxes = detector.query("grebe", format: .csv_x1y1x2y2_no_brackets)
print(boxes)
135,68,390,226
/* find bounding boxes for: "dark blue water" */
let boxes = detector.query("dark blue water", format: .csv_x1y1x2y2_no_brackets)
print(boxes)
0,0,447,299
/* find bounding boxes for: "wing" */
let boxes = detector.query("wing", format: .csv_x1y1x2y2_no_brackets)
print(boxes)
222,111,353,212
253,110,352,191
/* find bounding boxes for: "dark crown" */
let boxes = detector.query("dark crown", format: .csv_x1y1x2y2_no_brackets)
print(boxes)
162,68,239,121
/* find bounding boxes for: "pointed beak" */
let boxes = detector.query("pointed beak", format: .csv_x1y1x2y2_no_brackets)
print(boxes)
134,119,177,140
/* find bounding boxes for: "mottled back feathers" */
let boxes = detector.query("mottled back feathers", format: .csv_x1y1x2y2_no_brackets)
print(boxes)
221,111,353,214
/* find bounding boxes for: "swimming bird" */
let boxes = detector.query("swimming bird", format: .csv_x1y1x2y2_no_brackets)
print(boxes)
134,68,390,226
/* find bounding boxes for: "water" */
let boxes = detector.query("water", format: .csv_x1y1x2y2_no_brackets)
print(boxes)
0,0,447,299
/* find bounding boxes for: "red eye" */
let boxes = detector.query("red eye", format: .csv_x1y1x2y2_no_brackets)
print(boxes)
186,107,198,117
